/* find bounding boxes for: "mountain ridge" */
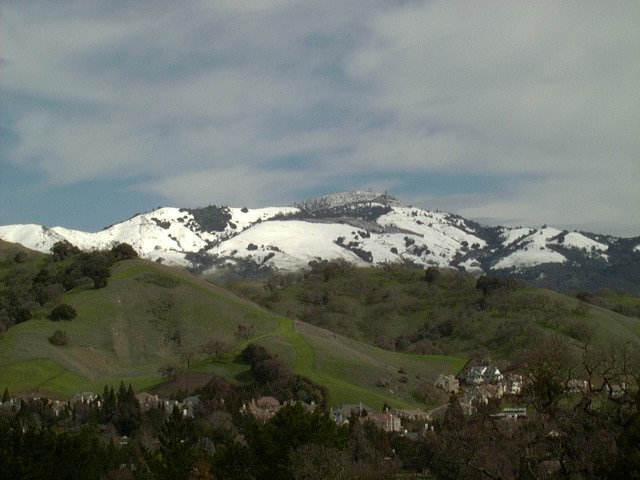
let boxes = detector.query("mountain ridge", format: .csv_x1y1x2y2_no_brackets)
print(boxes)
1,191,639,292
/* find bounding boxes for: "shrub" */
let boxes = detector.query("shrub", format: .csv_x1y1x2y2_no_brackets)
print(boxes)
111,242,138,260
50,304,77,321
424,266,441,283
240,343,270,366
48,330,69,346
51,240,80,261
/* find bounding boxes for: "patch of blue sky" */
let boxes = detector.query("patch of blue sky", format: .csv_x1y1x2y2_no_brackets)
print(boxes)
0,174,165,232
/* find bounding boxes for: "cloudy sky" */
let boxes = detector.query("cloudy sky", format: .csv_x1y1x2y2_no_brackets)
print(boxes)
1,1,639,236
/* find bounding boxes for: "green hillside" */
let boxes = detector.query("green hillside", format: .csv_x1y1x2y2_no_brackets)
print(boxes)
227,260,640,359
0,250,462,408
2,243,638,410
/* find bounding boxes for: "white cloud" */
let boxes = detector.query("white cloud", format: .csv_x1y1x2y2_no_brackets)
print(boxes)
2,0,639,235
135,165,324,209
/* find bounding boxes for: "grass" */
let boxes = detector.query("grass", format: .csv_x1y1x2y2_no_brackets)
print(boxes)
2,252,637,408
0,258,464,408
0,358,159,399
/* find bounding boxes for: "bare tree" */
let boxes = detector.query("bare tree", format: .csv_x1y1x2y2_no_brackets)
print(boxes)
159,364,180,382
235,324,255,342
201,338,231,361
180,351,195,368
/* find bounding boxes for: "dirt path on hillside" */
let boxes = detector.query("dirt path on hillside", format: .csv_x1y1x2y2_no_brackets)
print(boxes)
111,297,131,363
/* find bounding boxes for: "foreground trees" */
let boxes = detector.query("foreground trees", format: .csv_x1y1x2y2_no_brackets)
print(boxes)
0,335,637,479
419,335,640,480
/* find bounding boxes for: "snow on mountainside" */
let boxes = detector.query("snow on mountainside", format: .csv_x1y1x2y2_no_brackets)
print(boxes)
1,191,639,291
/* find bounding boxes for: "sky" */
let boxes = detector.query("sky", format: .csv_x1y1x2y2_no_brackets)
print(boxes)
1,1,639,236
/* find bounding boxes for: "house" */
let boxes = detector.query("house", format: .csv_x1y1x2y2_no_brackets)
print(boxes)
368,412,403,433
69,392,97,405
241,396,282,422
394,408,429,421
435,374,459,393
464,366,503,385
490,407,527,420
500,375,523,395
567,379,588,394
330,403,377,426
282,399,317,412
602,383,626,399
162,395,199,418
136,392,161,410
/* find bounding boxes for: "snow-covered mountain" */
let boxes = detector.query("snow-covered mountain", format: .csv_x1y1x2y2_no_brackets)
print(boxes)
1,192,639,291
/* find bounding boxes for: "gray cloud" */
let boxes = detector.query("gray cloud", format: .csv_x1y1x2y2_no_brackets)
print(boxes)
2,0,638,235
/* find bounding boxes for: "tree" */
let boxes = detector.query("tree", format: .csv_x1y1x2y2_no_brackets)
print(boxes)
180,351,195,369
50,304,77,321
110,243,138,260
240,343,270,366
289,444,351,480
114,382,142,436
51,240,80,261
442,393,465,432
48,330,69,346
235,324,255,342
424,266,440,284
520,334,576,415
252,357,291,386
100,385,117,424
201,338,230,361
159,364,180,383
246,402,349,480
475,275,519,296
61,252,112,290
153,406,197,480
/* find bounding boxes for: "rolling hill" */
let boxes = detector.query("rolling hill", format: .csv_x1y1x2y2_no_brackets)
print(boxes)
0,250,464,408
2,237,639,412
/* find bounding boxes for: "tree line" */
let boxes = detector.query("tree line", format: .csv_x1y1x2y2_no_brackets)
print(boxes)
1,336,638,479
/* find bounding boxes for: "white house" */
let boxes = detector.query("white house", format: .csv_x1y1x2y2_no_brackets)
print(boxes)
465,366,503,385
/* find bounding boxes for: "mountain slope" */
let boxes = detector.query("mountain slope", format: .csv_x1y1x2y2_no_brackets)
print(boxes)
1,191,639,292
0,255,463,407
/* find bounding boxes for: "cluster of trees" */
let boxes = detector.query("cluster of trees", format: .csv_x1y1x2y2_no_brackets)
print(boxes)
229,261,606,360
0,241,137,333
0,341,395,479
1,335,638,479
0,394,399,480
240,343,328,408
419,336,640,479
575,290,640,319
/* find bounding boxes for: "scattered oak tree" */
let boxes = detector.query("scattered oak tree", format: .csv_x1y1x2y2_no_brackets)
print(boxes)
49,304,77,321
48,330,69,346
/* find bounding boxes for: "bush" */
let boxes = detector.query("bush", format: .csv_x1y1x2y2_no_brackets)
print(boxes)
50,304,77,321
424,266,441,283
240,343,270,366
62,252,112,290
111,243,138,260
48,330,69,346
50,240,81,261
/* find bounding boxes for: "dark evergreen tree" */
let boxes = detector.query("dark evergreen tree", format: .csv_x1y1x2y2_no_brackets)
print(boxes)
114,382,142,436
246,402,348,480
154,406,197,480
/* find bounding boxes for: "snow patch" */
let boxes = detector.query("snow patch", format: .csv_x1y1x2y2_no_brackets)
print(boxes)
492,249,566,270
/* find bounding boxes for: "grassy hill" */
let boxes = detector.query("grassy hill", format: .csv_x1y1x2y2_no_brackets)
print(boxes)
2,243,638,409
0,250,462,408
226,260,640,360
